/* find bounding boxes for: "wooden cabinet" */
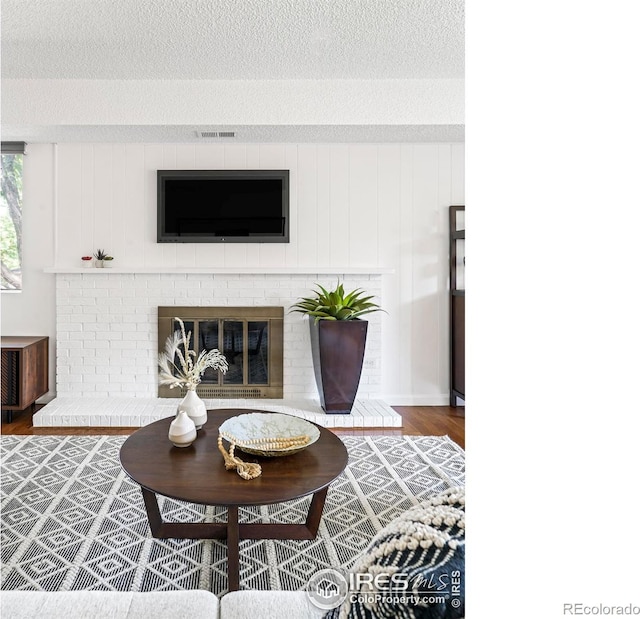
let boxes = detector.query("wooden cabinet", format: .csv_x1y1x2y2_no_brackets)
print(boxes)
449,206,465,406
1,336,49,422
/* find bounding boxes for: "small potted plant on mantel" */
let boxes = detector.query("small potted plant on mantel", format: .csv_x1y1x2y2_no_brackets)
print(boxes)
81,255,93,268
290,282,384,415
93,249,111,268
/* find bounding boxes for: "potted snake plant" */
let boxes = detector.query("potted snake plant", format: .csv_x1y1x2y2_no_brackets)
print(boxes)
290,282,383,414
93,249,109,268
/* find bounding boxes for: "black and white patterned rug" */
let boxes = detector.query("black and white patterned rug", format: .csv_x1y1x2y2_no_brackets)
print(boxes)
1,435,464,595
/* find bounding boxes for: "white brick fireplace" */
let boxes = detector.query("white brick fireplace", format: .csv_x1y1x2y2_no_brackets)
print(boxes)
54,270,383,399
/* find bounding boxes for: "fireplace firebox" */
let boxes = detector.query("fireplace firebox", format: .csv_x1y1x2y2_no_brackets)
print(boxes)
158,307,283,399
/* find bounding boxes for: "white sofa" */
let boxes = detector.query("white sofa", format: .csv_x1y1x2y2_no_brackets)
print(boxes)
0,590,325,619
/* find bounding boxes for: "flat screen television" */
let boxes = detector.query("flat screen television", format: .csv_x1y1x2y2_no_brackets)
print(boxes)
157,170,289,243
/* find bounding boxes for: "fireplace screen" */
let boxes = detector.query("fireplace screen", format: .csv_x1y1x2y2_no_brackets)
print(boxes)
158,307,283,399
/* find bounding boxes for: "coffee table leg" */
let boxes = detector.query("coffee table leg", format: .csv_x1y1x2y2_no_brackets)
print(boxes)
141,487,164,536
305,486,329,536
227,505,240,592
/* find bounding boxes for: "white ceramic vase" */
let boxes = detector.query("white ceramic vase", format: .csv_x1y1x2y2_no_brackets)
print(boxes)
178,388,207,430
168,410,197,448
94,259,104,268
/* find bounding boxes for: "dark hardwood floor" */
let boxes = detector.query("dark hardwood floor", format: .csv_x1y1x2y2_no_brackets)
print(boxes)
1,404,465,448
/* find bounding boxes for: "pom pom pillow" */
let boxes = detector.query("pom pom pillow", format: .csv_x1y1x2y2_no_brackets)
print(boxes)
324,486,465,619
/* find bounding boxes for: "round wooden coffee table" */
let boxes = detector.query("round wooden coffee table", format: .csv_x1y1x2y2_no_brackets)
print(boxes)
119,409,348,591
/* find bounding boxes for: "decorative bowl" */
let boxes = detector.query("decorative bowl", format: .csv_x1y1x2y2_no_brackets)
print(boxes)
218,412,320,457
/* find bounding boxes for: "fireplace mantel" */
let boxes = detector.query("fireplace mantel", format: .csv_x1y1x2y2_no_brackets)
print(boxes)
44,266,394,274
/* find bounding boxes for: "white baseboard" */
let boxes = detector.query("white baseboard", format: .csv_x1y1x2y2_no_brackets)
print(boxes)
383,394,454,406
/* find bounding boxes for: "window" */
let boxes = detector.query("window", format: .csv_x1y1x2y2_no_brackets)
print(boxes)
1,142,26,291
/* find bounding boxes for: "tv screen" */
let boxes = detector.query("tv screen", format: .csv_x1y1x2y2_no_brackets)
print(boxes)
157,170,289,243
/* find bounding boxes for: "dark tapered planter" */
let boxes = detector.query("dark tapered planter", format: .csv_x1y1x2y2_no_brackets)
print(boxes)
309,319,368,414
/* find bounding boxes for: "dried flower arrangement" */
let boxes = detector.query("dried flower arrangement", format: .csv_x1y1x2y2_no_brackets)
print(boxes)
158,317,229,390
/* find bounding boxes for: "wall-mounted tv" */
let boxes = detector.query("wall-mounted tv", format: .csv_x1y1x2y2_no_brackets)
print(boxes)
157,170,289,243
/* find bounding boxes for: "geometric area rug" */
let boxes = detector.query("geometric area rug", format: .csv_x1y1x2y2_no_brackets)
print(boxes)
1,435,464,596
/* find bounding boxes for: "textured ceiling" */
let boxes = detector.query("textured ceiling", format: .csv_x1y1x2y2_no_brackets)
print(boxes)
1,0,464,142
1,0,464,80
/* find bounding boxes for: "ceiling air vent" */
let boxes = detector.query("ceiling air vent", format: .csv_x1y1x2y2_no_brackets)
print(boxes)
197,131,236,138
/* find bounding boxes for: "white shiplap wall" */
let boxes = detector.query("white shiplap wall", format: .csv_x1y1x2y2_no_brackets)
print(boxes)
4,142,464,404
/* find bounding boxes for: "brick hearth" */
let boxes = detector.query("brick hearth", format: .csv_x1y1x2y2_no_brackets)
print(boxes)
33,397,401,428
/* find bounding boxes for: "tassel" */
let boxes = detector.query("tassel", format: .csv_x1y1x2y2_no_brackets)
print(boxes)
217,435,262,480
